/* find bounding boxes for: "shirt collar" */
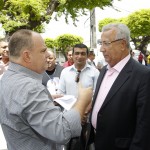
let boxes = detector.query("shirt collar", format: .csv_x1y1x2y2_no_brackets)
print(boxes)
8,62,43,82
69,62,91,72
107,54,130,73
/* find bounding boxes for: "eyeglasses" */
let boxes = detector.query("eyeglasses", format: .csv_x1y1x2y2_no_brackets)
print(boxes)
98,39,124,47
75,70,81,83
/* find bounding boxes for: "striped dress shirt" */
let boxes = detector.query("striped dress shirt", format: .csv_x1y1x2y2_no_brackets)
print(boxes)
0,62,81,150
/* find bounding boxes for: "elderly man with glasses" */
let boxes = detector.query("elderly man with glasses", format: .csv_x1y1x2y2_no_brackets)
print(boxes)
85,23,150,150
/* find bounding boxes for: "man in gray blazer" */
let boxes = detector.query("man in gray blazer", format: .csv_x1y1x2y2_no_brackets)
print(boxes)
86,23,150,150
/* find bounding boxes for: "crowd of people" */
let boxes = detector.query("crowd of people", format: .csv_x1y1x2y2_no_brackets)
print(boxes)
0,23,150,150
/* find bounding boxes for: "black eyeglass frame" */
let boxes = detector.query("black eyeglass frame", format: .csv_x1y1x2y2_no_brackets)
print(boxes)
98,39,124,46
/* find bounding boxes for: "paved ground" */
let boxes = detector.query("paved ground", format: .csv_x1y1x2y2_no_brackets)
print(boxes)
0,125,7,150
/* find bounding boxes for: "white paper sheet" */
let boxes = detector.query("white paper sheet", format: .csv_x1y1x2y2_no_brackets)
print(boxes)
54,95,77,110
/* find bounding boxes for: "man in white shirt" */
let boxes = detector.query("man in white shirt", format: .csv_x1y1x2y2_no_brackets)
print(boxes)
59,43,99,98
87,50,96,67
58,43,99,150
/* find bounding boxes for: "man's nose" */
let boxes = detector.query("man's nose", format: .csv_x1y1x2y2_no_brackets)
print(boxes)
5,46,8,51
100,46,105,52
46,57,50,62
2,50,9,56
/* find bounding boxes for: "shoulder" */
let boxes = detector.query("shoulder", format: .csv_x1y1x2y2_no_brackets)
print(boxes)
87,64,99,72
60,66,73,75
56,64,64,70
129,58,150,75
84,65,99,77
63,61,68,67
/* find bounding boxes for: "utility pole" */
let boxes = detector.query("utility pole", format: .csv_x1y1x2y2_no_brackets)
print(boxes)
90,8,97,49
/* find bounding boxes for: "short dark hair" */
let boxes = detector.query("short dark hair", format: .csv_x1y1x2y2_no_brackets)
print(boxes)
73,43,89,55
88,51,95,57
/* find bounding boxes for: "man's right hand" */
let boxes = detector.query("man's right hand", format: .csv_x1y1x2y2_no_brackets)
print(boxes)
73,83,93,120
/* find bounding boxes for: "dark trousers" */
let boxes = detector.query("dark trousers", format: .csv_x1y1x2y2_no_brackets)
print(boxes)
66,123,95,150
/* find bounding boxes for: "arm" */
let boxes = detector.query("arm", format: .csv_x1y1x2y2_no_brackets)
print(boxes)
130,70,150,150
73,83,92,121
22,82,92,145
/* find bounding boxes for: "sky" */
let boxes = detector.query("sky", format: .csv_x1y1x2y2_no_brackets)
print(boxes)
41,0,150,47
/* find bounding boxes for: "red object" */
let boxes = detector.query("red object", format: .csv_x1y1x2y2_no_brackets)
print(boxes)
138,53,143,61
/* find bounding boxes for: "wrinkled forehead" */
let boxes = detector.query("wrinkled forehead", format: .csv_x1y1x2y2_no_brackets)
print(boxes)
101,28,117,40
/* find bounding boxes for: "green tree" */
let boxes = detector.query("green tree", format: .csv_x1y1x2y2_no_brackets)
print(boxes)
98,18,118,31
0,0,4,10
55,33,83,60
98,9,150,54
44,38,56,48
126,9,150,53
0,0,114,35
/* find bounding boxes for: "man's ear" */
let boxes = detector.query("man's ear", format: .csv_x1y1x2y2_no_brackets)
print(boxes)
22,50,31,63
121,40,126,51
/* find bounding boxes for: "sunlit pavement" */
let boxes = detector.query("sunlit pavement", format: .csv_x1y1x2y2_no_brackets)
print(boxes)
0,125,7,150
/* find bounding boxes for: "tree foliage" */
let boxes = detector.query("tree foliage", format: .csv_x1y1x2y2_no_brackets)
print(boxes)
44,38,56,48
98,18,118,31
0,0,114,35
0,0,52,35
126,9,150,53
55,34,83,49
44,33,83,59
0,0,4,10
55,33,83,58
98,9,150,54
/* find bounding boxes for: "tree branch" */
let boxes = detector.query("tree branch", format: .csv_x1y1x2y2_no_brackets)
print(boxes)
46,0,59,16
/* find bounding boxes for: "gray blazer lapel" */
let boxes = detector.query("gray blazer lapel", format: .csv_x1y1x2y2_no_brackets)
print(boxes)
100,58,133,110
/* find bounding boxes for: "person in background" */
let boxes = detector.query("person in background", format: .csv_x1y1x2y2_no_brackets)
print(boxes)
42,50,64,87
59,43,99,98
87,50,96,67
86,23,150,150
0,39,9,150
0,29,93,150
0,40,9,75
58,43,99,150
63,49,74,67
147,54,150,67
0,40,8,59
138,51,144,64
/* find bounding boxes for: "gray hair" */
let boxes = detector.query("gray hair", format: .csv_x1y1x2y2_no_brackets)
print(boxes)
102,23,131,48
8,29,34,58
